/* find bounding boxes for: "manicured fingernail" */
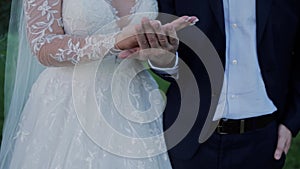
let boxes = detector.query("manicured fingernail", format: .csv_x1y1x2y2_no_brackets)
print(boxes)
190,18,199,25
185,17,191,22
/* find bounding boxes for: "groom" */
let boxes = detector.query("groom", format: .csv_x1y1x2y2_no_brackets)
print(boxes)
137,0,300,169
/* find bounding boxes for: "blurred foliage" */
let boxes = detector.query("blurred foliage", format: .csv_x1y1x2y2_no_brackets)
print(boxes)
0,0,10,140
0,0,11,35
285,136,300,169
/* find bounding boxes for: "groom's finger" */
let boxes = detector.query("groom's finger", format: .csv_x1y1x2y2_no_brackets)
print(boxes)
141,18,160,48
151,21,168,48
274,124,292,160
284,137,291,155
135,25,149,49
274,136,285,160
165,24,179,48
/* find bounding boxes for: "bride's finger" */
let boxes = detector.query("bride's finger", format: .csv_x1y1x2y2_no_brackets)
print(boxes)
170,16,199,31
118,47,140,59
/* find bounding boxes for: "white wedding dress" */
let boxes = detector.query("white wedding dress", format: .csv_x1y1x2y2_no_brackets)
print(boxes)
7,0,173,168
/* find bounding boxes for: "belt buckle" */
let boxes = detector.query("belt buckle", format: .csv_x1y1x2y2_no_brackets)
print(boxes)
217,123,228,135
217,119,245,134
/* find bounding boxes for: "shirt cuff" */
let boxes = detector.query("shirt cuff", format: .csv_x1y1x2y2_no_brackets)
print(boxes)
147,52,179,78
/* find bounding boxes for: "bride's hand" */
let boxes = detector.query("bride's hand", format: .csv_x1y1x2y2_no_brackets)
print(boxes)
114,25,139,50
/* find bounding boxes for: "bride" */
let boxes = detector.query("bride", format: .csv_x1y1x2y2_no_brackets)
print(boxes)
0,0,197,168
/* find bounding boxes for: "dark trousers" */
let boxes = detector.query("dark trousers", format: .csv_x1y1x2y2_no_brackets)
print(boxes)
168,121,286,169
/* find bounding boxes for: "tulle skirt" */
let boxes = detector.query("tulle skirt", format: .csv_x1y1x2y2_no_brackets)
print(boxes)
8,57,172,169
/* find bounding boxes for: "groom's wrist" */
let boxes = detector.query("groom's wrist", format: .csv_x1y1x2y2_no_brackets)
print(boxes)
148,52,179,79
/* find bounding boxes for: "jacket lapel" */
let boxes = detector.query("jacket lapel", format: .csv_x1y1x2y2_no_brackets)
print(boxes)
209,0,225,35
256,0,273,45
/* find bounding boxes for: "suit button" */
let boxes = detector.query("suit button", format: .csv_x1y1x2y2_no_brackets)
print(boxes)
230,95,237,99
291,51,295,56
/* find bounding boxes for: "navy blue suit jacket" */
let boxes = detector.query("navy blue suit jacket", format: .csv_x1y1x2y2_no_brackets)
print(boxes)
157,0,300,159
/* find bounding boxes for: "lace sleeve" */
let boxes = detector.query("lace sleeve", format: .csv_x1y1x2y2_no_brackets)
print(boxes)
24,0,117,67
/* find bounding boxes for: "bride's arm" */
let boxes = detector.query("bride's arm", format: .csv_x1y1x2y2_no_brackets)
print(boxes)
24,0,119,67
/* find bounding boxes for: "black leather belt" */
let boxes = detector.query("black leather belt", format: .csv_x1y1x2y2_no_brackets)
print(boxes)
215,113,276,134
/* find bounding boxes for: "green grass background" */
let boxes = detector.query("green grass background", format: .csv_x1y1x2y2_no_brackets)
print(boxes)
0,0,299,168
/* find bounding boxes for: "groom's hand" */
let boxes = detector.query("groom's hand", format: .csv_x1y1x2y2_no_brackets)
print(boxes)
137,18,179,53
137,18,179,67
274,124,292,160
118,16,199,67
118,17,179,67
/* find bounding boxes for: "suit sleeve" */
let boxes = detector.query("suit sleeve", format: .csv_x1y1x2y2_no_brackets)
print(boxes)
282,27,300,137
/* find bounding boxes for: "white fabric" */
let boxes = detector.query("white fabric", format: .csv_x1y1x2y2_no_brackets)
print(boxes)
1,0,47,168
1,0,173,168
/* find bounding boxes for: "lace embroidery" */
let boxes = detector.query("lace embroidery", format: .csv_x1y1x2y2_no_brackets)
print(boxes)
50,33,118,64
24,0,117,66
25,0,62,53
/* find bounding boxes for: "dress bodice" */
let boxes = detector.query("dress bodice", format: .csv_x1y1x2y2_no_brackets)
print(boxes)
62,0,158,36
